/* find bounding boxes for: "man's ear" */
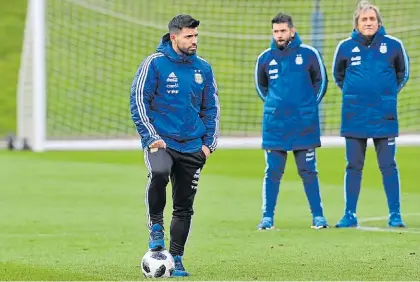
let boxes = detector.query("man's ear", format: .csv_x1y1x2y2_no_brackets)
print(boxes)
291,27,296,37
170,33,177,41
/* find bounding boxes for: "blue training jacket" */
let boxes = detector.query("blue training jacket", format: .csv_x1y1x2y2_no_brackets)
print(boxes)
332,26,410,138
255,32,328,151
130,34,220,153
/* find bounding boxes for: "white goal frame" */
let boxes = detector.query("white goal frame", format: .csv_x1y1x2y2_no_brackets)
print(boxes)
16,0,420,152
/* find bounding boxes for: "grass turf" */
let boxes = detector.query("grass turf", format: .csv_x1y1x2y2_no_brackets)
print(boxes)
1,147,419,280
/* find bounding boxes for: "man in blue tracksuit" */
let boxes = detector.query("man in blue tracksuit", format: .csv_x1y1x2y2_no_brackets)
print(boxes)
254,13,328,230
332,1,409,228
130,14,220,276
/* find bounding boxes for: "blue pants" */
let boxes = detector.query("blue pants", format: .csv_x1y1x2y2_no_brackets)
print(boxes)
344,137,401,214
261,149,324,219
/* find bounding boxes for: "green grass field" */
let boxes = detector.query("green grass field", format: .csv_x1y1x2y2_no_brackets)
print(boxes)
0,0,26,136
1,148,420,280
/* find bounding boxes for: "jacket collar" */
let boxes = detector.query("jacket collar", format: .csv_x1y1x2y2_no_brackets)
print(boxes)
351,25,386,46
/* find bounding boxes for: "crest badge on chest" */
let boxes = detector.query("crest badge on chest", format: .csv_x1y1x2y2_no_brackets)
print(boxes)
295,54,303,65
380,43,387,54
194,70,203,84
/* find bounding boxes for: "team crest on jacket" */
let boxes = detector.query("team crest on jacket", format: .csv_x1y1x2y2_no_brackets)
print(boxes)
380,43,387,54
295,54,303,65
194,71,203,84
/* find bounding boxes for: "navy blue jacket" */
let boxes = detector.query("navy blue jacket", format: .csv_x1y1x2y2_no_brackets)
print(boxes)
332,26,410,138
130,34,220,153
255,33,328,151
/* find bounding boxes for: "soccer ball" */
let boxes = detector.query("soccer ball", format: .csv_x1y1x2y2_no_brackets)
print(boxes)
141,250,175,278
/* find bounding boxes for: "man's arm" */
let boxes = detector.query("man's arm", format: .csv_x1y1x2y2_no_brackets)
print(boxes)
308,48,328,104
130,54,162,148
254,54,268,102
332,42,347,90
200,67,220,153
394,40,410,93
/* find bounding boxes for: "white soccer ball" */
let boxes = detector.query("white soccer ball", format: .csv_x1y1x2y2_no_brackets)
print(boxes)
141,250,175,278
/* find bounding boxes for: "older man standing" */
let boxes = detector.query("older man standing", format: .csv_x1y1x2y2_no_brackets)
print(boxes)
332,0,410,228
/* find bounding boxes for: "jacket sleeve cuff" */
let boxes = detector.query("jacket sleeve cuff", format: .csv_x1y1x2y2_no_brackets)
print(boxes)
202,140,216,153
143,135,162,149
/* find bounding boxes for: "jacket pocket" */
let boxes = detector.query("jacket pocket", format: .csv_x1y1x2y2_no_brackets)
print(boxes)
342,94,360,120
299,106,317,135
154,112,180,137
300,106,315,117
263,106,283,132
381,97,397,121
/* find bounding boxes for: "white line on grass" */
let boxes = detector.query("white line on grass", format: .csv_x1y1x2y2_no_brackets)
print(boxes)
357,213,420,234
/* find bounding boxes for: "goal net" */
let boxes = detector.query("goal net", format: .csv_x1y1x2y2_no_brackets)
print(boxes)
17,0,420,151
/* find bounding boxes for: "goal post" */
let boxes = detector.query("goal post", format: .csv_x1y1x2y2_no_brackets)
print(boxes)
17,0,46,152
16,0,420,152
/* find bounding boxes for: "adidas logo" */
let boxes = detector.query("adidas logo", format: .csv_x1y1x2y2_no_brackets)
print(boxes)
352,46,360,53
167,72,178,82
193,168,201,179
269,59,277,66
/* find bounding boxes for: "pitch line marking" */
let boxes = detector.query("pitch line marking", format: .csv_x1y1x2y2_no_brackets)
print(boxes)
357,213,420,234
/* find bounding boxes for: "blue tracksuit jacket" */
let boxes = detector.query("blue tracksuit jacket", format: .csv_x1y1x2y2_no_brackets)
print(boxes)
130,34,220,153
332,26,410,138
255,32,328,151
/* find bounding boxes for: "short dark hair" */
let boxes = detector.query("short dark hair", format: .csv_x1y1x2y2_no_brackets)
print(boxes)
271,13,294,28
168,14,200,34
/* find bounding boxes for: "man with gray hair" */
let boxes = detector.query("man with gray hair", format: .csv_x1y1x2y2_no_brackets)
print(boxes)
332,0,410,228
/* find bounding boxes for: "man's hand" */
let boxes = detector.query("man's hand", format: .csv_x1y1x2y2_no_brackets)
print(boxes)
202,145,210,158
149,139,166,149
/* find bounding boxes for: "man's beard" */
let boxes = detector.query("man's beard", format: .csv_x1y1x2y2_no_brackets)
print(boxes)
276,39,291,50
178,44,197,55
